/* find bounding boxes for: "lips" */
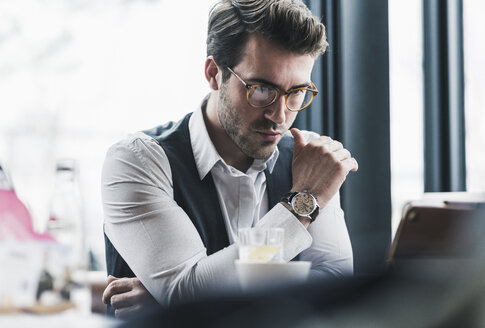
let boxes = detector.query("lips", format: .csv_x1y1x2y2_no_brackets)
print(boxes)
255,130,281,142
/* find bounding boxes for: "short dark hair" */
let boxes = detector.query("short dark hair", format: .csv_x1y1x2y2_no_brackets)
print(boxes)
207,0,328,81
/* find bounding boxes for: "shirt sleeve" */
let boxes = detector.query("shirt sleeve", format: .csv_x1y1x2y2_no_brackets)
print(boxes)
254,204,313,262
282,130,353,278
257,192,353,278
300,193,354,278
102,133,240,306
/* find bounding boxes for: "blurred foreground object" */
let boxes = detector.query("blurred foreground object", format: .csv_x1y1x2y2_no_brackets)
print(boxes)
118,193,485,328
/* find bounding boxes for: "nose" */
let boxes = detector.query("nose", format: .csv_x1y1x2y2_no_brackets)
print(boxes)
263,96,287,125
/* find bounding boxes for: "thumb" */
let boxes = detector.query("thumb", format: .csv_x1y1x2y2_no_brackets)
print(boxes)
290,128,305,157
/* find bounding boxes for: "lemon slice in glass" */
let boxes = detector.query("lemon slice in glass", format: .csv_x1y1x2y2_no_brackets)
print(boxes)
247,245,280,262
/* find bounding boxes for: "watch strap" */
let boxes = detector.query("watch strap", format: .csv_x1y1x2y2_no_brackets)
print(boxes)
281,191,297,204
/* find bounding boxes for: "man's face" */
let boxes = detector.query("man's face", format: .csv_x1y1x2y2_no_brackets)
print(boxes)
217,34,315,161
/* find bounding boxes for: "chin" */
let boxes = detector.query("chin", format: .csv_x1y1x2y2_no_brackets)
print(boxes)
251,145,277,161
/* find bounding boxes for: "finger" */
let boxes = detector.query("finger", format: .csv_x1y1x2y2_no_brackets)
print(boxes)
102,285,111,304
290,128,305,157
334,148,351,161
342,157,358,172
110,291,136,310
329,140,343,151
350,157,359,171
102,278,133,304
308,137,341,152
312,135,334,144
102,276,119,303
107,275,119,285
132,279,151,301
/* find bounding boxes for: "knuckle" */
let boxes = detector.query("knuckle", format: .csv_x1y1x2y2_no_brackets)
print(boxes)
335,161,346,174
319,143,332,155
307,140,319,150
327,151,337,162
102,288,111,301
133,288,145,298
133,278,142,287
103,285,111,297
320,145,329,154
110,280,121,290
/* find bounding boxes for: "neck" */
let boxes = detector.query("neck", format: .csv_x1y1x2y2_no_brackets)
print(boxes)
203,93,253,172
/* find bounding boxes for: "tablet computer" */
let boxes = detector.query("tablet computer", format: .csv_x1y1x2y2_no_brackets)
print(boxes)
388,196,485,270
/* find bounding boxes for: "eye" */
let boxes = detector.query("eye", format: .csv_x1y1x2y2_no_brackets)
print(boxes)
249,85,276,105
253,85,270,96
291,89,306,95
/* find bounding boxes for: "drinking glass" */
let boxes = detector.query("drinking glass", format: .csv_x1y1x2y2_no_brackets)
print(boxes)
238,227,284,263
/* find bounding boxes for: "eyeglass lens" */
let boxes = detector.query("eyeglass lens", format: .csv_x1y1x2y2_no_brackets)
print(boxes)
248,86,313,111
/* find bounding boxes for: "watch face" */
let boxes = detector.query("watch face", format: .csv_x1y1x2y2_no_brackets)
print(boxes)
292,192,316,216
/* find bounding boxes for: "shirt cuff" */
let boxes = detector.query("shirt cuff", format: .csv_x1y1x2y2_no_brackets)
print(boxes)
255,203,313,262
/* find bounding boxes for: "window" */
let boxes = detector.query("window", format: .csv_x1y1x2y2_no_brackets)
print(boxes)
0,0,216,267
388,0,424,234
463,0,485,192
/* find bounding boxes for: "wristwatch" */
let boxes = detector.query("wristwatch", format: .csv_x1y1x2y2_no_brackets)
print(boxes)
281,191,320,222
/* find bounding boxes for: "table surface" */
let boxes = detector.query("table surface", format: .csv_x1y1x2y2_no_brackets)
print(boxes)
0,311,118,328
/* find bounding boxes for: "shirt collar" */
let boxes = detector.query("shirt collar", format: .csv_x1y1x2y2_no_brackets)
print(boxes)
189,95,280,180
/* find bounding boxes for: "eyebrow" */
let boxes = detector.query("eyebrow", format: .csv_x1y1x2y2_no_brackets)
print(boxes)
248,77,312,91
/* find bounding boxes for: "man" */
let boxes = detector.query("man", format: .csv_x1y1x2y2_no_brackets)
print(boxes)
102,0,358,318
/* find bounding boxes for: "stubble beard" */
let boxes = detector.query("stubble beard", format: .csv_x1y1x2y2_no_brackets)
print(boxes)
217,85,285,161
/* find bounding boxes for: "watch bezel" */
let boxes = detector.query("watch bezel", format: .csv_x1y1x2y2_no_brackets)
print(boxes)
290,191,318,216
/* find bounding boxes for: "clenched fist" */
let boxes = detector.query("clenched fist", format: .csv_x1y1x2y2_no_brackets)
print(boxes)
102,275,158,318
290,128,358,208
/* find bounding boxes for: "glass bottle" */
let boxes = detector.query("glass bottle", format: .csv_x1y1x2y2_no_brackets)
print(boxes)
46,159,85,263
45,159,90,313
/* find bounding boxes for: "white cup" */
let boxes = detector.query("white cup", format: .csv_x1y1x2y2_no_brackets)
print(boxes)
235,260,311,290
236,227,311,290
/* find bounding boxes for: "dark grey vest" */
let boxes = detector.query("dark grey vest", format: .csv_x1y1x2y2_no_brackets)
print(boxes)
104,113,293,311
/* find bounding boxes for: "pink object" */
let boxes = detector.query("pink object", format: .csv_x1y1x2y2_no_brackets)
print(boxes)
0,188,54,242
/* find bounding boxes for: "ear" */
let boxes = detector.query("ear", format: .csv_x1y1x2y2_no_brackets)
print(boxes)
205,56,222,91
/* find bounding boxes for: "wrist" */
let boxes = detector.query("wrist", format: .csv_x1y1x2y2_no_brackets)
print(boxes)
290,188,322,204
281,191,320,223
280,201,311,228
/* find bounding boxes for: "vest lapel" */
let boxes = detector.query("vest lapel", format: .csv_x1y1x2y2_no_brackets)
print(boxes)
265,135,294,208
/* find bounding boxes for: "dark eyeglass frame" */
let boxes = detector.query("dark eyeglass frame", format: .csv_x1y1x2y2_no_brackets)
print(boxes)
226,67,318,112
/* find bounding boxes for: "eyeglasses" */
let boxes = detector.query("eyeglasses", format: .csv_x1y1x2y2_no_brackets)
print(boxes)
226,67,318,112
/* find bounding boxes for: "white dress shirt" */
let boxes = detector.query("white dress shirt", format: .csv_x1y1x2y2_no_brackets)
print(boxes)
102,102,353,305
